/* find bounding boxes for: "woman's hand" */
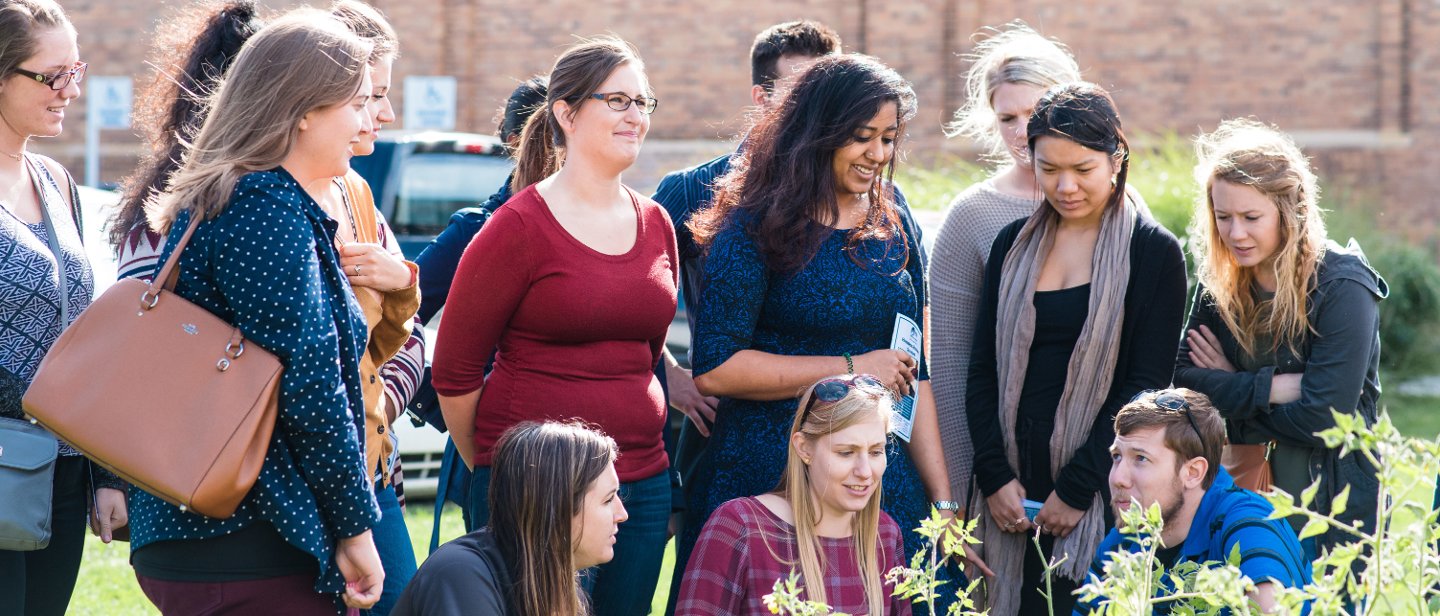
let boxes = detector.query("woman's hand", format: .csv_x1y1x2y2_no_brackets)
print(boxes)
940,510,997,579
984,480,1033,534
1270,373,1302,405
850,349,918,396
339,243,412,292
90,487,128,543
336,530,385,610
1033,492,1085,538
961,540,996,579
1186,325,1236,373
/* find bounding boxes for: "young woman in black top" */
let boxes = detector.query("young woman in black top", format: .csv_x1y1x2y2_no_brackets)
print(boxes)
965,82,1187,615
393,421,627,616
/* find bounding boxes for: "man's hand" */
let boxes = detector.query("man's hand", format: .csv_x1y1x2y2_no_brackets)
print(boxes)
665,361,718,436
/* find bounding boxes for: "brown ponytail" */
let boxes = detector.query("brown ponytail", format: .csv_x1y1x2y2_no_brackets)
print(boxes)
509,104,557,193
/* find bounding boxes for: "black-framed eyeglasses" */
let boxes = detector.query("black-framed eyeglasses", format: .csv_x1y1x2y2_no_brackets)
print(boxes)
1131,388,1203,441
590,92,658,114
12,62,87,91
801,374,889,422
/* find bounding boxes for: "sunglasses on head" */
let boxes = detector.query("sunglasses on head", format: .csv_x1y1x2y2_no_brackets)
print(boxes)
1130,388,1203,441
801,374,889,422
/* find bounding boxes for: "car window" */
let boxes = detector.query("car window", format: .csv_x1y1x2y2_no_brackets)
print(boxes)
393,152,512,235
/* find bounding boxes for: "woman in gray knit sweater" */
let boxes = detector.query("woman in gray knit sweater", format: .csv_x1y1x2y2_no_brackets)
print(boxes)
928,21,1081,522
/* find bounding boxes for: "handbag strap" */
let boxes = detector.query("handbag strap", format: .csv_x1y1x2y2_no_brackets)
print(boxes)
143,213,205,309
26,155,73,326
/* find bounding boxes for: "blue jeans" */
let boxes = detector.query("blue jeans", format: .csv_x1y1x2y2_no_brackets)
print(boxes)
464,466,494,532
365,484,417,616
466,469,670,616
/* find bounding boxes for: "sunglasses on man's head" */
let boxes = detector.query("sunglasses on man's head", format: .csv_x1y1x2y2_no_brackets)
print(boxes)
1130,388,1203,440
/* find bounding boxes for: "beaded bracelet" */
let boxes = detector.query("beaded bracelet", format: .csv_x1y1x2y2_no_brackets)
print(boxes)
843,352,853,374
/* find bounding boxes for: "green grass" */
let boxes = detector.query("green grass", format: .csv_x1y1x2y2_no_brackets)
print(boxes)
1384,393,1440,441
68,501,680,614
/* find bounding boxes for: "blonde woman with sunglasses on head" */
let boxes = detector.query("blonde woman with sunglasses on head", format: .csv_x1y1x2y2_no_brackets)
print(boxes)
678,374,911,615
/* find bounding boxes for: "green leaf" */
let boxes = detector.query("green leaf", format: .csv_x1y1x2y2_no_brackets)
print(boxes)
1299,479,1321,510
1329,484,1350,516
1298,517,1329,541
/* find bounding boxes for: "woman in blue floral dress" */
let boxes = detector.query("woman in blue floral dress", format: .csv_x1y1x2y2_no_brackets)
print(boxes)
680,55,980,603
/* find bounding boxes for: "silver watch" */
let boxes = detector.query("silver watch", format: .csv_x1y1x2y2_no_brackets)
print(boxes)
932,500,961,512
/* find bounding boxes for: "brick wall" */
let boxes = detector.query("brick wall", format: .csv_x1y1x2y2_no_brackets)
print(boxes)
35,0,1440,243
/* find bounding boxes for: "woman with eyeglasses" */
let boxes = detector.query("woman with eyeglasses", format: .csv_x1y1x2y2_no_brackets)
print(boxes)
0,2,121,614
431,36,676,616
683,54,968,610
964,82,1186,615
1176,119,1383,559
677,374,911,615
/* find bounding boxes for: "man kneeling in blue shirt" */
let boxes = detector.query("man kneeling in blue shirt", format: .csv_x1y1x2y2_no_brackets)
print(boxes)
1077,388,1310,614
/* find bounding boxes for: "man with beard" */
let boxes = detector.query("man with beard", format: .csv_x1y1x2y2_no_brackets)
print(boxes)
1076,389,1309,614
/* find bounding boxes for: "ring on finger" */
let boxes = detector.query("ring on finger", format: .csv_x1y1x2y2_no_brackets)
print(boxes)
353,264,362,275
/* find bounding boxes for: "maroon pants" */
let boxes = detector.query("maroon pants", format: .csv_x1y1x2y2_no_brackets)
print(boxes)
137,573,342,616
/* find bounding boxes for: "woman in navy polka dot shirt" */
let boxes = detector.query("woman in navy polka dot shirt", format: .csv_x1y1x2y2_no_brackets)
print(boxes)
129,12,385,614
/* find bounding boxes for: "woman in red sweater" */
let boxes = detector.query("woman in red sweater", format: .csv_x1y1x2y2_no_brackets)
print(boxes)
431,36,676,616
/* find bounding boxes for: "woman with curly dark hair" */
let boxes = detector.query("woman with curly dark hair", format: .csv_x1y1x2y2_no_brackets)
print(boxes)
111,0,262,279
681,54,971,603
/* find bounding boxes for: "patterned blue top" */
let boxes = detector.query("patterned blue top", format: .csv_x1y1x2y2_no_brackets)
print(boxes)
0,155,93,386
0,155,94,458
129,169,379,594
685,187,936,562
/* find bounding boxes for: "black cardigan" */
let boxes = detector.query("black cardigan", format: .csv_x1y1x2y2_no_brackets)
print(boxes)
966,213,1188,508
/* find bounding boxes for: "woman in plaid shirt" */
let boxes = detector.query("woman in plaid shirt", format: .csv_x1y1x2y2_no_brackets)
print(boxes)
677,374,912,615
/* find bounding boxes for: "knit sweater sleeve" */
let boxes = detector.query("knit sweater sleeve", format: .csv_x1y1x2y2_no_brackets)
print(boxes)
928,199,992,507
966,221,1025,496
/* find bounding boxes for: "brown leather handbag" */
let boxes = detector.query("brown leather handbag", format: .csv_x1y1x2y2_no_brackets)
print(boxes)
1222,441,1275,492
23,214,282,519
